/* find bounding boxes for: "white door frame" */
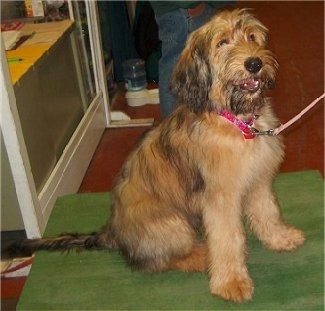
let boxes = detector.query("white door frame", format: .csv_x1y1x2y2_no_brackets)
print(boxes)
38,1,110,224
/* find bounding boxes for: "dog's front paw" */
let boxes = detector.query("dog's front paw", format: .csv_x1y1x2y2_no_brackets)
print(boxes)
210,275,254,303
264,226,305,252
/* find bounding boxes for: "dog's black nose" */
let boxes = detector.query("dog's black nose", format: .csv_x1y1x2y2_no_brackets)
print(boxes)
244,57,263,74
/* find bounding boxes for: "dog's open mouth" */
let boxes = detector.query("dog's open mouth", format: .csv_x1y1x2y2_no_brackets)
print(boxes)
233,78,261,93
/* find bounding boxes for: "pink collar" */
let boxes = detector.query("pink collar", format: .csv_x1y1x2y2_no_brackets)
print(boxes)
219,110,256,139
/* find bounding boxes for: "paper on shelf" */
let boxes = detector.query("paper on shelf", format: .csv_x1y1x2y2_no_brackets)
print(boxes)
2,30,22,50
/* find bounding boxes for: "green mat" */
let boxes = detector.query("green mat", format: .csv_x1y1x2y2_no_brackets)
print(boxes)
18,171,324,310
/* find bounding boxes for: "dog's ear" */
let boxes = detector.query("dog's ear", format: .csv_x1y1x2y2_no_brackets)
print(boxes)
171,31,213,114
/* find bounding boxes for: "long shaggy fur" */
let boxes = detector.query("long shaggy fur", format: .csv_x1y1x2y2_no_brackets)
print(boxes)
9,9,305,303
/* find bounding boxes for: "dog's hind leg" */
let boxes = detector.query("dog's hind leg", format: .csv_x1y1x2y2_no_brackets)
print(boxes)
168,242,208,272
111,201,202,273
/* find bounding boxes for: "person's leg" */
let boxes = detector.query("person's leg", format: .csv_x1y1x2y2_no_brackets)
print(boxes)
156,10,187,117
156,3,216,117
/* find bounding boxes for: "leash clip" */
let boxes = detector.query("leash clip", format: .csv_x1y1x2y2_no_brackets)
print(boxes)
250,127,276,136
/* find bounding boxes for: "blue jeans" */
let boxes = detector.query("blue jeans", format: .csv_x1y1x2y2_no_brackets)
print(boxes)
155,3,215,117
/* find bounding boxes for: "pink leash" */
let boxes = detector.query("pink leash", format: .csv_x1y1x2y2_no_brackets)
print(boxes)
272,93,325,135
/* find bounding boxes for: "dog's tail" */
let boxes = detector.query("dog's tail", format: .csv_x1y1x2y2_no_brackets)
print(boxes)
6,231,117,258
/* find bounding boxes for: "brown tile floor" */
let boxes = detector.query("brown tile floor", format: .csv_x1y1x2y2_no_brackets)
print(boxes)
2,1,323,310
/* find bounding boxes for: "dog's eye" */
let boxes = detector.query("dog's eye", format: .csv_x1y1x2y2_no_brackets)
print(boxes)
218,39,229,47
248,34,256,42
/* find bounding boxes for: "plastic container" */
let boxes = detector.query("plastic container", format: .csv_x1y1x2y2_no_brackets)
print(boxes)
122,59,147,91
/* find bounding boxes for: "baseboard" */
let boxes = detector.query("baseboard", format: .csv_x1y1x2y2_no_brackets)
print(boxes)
38,96,106,229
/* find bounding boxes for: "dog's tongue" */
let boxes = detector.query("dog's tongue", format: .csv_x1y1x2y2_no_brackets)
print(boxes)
240,78,260,92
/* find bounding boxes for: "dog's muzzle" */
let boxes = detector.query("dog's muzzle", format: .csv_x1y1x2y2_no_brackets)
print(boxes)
232,57,265,93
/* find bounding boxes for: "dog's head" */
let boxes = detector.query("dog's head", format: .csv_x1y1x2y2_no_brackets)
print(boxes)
171,9,278,115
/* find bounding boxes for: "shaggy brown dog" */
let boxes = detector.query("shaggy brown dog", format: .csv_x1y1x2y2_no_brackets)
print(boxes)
12,9,305,302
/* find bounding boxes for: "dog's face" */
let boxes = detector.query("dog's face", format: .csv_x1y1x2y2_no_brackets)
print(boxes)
171,9,278,115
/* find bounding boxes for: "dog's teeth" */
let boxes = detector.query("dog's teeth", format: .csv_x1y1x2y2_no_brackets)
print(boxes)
244,79,260,91
233,78,261,92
